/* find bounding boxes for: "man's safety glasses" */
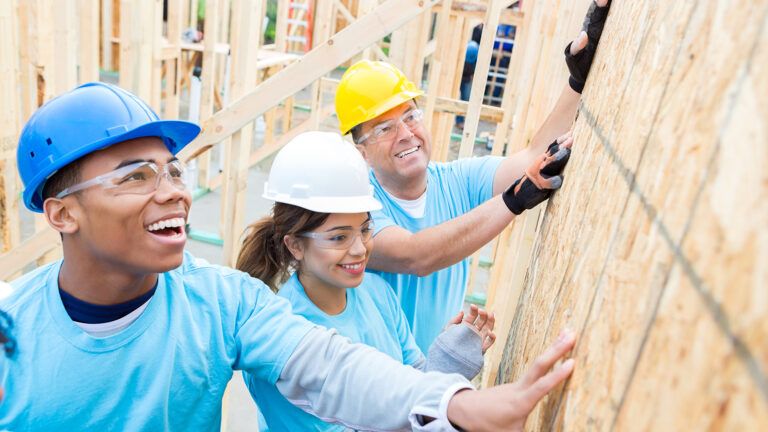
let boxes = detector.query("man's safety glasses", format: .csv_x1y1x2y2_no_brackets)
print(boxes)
55,160,187,199
355,109,424,145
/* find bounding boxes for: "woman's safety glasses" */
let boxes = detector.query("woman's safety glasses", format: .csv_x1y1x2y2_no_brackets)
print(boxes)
55,160,187,199
300,224,374,250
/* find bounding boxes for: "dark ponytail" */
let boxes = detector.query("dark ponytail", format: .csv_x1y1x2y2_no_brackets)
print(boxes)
236,203,330,292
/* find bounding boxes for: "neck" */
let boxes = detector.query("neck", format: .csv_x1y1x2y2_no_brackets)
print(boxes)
297,271,347,315
59,245,159,305
374,169,428,201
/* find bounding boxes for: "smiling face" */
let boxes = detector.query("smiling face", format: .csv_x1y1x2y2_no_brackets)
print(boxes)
355,101,431,189
288,212,374,291
52,137,192,275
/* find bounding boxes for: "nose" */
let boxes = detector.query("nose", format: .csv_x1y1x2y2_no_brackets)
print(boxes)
153,174,187,204
348,234,367,256
394,119,415,142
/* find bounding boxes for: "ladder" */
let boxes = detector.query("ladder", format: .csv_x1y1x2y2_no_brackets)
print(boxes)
286,0,314,53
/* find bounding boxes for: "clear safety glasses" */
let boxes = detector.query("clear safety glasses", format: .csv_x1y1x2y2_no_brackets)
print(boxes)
300,224,374,250
355,109,424,145
55,160,187,199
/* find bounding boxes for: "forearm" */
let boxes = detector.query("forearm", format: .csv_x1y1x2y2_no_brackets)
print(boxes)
368,196,514,275
527,83,581,155
492,85,579,195
277,327,473,431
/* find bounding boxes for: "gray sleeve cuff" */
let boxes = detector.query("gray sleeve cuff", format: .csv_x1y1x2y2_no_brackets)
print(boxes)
425,323,484,380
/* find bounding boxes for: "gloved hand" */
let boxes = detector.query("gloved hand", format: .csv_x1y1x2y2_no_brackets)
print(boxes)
502,134,573,215
564,0,612,93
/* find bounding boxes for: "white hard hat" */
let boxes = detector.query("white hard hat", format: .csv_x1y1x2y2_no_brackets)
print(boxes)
263,131,383,213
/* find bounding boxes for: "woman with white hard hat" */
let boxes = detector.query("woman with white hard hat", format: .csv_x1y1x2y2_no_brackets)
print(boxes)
236,131,496,432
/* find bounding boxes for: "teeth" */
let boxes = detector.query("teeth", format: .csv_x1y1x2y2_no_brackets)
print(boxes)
396,146,419,158
341,263,362,270
147,217,186,232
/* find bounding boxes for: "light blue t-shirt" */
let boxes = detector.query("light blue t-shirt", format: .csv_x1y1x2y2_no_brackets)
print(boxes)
0,252,315,431
245,272,423,432
370,156,503,352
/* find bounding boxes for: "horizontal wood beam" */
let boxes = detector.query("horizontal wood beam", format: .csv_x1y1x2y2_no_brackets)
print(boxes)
0,227,60,280
178,0,440,162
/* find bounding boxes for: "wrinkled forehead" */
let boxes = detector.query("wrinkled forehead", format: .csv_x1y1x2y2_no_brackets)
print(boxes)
362,100,417,131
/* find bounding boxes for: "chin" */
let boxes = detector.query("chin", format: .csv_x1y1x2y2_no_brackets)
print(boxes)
145,251,185,273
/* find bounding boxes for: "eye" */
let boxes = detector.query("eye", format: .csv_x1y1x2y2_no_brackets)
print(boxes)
373,123,394,138
361,226,373,234
168,165,184,178
119,171,148,184
329,234,348,242
404,110,421,125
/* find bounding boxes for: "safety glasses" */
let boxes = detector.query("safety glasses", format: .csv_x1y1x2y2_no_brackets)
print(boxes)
55,160,187,199
355,109,424,145
300,224,374,250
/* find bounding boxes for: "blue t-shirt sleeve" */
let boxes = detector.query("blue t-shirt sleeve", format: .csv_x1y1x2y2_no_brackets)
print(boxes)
231,273,315,384
449,156,504,208
371,208,397,236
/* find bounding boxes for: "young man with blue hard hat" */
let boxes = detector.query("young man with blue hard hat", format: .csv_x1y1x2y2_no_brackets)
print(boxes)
335,1,611,352
0,80,578,430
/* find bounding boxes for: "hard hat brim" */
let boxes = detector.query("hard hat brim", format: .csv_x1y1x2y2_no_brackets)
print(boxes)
340,88,424,135
24,119,201,212
263,193,383,214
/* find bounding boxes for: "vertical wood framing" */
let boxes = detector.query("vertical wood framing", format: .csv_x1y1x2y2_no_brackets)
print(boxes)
119,0,162,107
0,0,21,253
164,0,184,119
220,0,264,267
430,13,465,162
458,0,505,159
196,0,220,190
52,0,78,93
78,0,100,83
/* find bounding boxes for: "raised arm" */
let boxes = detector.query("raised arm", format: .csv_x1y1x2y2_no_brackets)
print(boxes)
492,0,612,195
369,138,571,275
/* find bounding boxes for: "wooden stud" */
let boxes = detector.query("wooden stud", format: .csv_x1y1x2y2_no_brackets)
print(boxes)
164,0,184,119
458,0,505,159
78,0,100,83
195,0,220,190
220,0,263,267
0,0,21,254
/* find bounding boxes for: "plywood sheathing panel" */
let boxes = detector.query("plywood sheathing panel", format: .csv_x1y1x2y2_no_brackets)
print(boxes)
496,0,768,430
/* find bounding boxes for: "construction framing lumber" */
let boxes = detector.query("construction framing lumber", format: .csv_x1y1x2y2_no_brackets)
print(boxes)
178,0,441,161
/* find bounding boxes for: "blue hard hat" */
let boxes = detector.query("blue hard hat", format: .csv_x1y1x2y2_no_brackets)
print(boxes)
18,82,201,213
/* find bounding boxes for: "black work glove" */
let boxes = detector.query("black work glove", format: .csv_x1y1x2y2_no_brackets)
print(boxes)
502,139,571,215
564,0,612,93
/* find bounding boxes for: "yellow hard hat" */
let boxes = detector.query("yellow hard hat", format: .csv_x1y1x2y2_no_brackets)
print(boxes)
335,60,424,135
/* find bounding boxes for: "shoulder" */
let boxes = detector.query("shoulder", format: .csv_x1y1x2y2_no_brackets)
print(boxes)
170,251,274,310
1,261,58,312
359,272,399,309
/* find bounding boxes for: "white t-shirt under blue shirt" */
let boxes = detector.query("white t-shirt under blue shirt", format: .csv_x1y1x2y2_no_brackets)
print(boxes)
370,156,503,352
245,272,424,431
0,252,315,430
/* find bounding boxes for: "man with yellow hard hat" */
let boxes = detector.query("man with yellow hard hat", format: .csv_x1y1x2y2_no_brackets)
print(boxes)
335,1,611,351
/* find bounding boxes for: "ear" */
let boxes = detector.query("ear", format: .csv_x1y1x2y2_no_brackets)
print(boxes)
283,235,304,261
43,197,80,235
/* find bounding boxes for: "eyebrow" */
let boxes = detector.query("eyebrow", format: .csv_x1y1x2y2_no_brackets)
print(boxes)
323,218,372,232
114,156,178,170
371,107,416,129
